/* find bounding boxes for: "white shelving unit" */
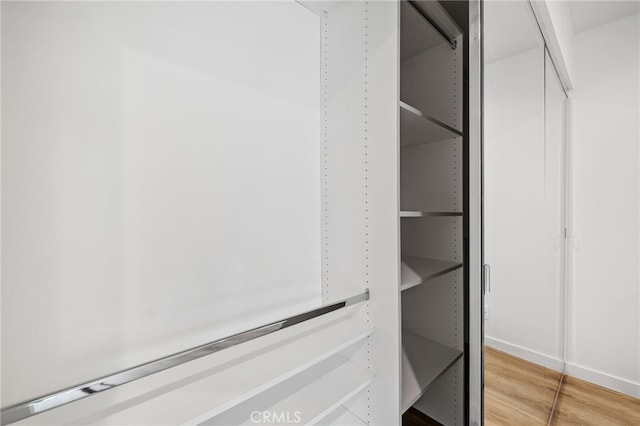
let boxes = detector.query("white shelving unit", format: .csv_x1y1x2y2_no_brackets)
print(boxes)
399,1,466,424
401,331,463,412
91,318,373,425
204,355,373,425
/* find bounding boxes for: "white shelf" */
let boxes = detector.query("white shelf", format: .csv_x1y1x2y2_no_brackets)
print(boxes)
400,211,463,218
401,331,462,412
205,355,373,425
401,255,463,291
316,407,366,426
400,101,462,147
95,318,374,425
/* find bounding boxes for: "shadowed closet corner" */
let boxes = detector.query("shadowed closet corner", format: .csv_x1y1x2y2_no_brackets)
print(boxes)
402,407,444,426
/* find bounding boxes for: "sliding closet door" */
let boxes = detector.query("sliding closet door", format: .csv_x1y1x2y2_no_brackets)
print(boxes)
484,3,547,355
483,1,564,423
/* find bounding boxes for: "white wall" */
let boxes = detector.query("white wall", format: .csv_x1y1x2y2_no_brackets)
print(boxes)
568,13,640,397
1,1,322,405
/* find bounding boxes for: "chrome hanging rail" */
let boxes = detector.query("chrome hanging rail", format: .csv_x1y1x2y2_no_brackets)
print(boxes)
1,290,370,425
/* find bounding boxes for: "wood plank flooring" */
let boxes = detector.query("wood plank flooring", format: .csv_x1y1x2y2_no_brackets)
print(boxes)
402,347,639,425
485,347,562,425
550,375,640,425
486,346,640,426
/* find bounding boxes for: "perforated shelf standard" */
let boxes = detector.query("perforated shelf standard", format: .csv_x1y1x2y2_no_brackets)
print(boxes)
400,101,462,147
401,255,463,291
401,331,462,413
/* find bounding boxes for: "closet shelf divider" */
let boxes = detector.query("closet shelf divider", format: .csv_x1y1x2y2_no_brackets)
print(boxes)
401,255,463,291
400,101,462,147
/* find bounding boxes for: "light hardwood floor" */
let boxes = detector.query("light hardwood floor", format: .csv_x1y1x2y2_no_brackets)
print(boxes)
402,347,639,425
485,346,640,426
550,375,640,426
485,347,561,425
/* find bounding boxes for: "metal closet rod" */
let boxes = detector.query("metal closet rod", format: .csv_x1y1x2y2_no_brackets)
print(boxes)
408,1,457,50
0,290,370,426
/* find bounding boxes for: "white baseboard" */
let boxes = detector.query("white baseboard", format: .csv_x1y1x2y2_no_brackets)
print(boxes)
485,336,564,372
485,336,640,398
564,363,640,398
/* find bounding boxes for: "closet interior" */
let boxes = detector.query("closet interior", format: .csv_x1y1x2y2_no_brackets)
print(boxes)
0,1,478,425
400,1,466,424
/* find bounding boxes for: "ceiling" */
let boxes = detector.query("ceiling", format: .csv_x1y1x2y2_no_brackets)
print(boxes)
569,1,640,34
484,0,640,63
484,1,543,64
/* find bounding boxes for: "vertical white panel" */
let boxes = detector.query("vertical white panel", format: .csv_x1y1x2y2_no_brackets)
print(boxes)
484,46,556,356
322,0,401,423
322,0,367,304
322,2,400,424
363,1,401,421
2,0,321,406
